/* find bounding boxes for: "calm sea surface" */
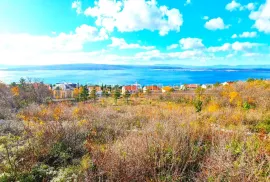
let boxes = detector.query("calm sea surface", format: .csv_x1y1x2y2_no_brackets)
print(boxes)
0,69,269,85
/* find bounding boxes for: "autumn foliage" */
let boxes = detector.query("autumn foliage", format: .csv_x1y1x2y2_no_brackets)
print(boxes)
0,79,269,181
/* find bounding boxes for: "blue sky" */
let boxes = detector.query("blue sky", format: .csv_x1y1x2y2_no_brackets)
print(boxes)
0,0,269,65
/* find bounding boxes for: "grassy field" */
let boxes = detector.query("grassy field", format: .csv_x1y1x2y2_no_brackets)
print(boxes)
0,80,269,181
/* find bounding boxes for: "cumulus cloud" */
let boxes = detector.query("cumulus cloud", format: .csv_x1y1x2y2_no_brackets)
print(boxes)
231,32,257,38
226,1,256,11
226,0,241,11
72,0,82,14
239,31,257,38
249,0,270,33
231,41,260,51
204,17,229,30
208,42,260,52
166,44,179,50
0,24,108,53
0,24,110,65
108,37,155,50
84,0,183,36
208,43,231,52
179,38,204,50
246,3,256,11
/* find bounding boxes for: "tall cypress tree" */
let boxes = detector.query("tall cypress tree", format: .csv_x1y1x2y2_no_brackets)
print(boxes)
80,85,89,101
90,87,97,102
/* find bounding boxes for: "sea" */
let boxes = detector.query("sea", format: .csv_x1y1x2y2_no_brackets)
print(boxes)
0,67,270,86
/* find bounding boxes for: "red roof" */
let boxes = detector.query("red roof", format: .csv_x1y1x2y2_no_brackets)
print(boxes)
124,85,138,91
186,84,198,88
33,83,51,90
146,85,161,91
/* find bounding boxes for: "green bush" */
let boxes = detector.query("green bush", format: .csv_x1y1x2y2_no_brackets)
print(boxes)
252,117,270,134
45,142,73,167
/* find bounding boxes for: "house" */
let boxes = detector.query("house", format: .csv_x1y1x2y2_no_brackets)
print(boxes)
32,82,52,90
180,84,199,90
143,85,161,93
187,84,199,89
122,85,139,94
53,90,74,99
88,86,103,96
53,83,77,90
52,83,77,99
162,86,173,93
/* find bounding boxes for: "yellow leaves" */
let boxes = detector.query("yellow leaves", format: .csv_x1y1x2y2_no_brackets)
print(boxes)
229,91,239,103
11,86,19,96
53,107,62,121
207,103,220,112
73,107,80,118
77,119,87,127
74,87,83,97
73,88,80,97
81,154,92,171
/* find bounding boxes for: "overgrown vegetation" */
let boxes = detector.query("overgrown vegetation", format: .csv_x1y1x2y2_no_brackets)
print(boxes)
0,79,269,181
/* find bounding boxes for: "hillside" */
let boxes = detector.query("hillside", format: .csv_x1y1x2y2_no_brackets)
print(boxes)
0,79,269,181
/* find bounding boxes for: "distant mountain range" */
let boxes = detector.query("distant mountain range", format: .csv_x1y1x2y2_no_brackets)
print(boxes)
1,64,270,71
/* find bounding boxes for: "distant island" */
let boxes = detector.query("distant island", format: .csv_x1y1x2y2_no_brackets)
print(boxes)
1,63,270,71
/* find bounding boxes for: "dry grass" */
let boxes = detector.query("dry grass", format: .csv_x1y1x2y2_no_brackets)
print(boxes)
0,80,269,181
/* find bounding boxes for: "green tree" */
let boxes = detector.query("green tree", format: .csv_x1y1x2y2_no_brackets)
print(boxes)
102,89,110,98
195,86,205,100
90,87,97,102
80,85,89,101
113,88,121,105
247,78,255,82
214,82,221,87
19,78,26,90
123,90,131,104
194,99,203,113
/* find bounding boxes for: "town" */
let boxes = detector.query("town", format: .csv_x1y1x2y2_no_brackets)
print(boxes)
49,81,236,100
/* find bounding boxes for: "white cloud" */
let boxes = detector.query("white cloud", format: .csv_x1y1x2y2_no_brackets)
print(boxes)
239,31,257,38
84,0,183,36
231,41,260,51
202,16,209,20
226,0,241,11
246,3,256,11
167,44,179,50
208,43,231,52
204,17,229,30
108,37,155,50
249,0,270,33
0,24,109,65
231,31,257,39
135,49,203,61
72,0,82,14
243,52,262,57
208,42,260,52
179,38,204,50
231,34,238,38
226,1,256,11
